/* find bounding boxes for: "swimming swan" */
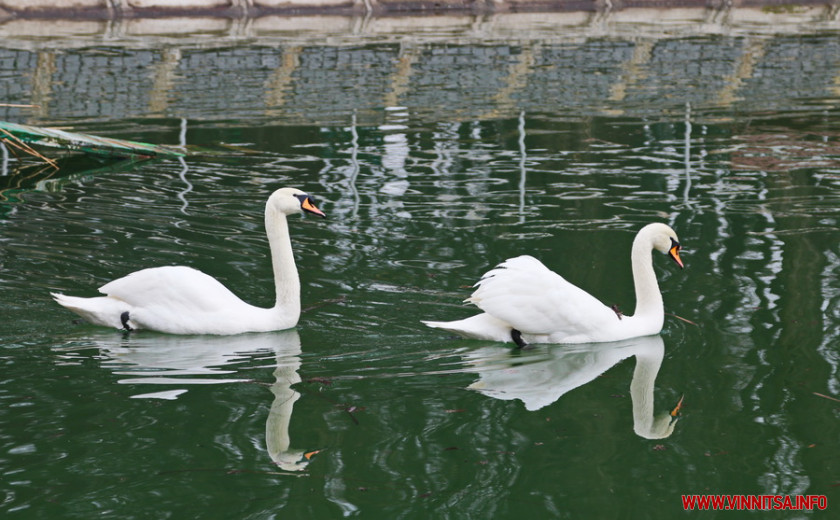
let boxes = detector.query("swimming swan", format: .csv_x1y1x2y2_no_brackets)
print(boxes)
423,223,683,346
52,187,326,335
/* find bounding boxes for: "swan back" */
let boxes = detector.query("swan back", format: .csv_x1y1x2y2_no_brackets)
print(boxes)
468,255,619,341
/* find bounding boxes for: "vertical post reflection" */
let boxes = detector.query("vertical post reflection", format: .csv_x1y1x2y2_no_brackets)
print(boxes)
1,141,8,176
349,111,360,218
683,101,693,208
518,110,527,222
177,117,192,215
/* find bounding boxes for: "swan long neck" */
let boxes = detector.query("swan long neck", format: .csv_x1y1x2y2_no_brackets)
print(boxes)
265,205,301,321
267,356,303,466
630,234,663,319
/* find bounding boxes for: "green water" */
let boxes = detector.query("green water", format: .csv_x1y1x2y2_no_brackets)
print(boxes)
2,31,840,518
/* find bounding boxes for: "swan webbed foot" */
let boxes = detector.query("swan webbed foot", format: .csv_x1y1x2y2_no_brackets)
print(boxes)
511,329,528,349
120,311,133,332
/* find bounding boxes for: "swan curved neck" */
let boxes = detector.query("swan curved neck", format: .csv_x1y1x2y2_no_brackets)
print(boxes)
265,206,300,320
630,236,663,319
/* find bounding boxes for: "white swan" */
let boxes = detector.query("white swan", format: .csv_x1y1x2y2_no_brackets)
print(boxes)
51,187,326,335
423,223,683,345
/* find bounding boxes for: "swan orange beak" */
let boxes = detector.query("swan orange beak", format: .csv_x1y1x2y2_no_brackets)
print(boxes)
669,238,684,269
301,196,326,218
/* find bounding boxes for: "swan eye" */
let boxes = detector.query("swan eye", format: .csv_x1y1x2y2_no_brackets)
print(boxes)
294,193,319,206
295,193,326,218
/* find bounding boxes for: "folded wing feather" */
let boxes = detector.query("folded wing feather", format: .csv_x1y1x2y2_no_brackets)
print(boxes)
99,266,249,314
468,255,618,336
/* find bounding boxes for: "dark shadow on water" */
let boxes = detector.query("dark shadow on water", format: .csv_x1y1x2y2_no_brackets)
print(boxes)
0,155,157,217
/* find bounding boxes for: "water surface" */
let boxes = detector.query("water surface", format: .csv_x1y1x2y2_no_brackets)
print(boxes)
2,23,840,518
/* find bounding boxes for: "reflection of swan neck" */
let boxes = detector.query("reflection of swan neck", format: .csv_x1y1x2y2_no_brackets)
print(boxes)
267,351,306,471
266,205,300,319
631,233,663,320
630,339,675,439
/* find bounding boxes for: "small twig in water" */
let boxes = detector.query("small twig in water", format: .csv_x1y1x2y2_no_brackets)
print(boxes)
302,296,347,314
343,405,363,425
0,127,58,169
297,379,362,426
813,392,840,403
666,313,699,327
158,467,308,478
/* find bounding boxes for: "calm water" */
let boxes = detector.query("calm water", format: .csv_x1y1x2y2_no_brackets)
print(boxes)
2,22,840,519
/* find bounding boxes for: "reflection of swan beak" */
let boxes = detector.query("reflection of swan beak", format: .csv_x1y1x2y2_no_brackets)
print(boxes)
303,450,321,461
669,394,685,423
274,449,321,472
669,239,684,269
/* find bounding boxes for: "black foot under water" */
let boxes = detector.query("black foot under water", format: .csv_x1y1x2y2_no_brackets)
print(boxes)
120,311,133,332
511,329,528,349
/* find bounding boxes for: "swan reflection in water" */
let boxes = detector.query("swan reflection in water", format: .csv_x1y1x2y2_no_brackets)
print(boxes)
463,334,681,439
57,329,312,471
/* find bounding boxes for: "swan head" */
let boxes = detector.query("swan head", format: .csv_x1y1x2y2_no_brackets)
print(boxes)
268,187,326,218
271,449,313,472
635,412,679,440
640,223,683,269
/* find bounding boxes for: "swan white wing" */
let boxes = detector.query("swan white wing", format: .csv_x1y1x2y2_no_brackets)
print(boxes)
467,255,618,336
99,266,249,313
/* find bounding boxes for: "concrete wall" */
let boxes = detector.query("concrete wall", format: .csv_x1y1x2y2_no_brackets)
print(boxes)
1,5,839,127
1,4,837,45
1,1,838,127
2,0,828,18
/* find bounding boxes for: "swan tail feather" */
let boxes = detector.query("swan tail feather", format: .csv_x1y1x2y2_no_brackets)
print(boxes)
422,313,513,343
52,292,132,330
